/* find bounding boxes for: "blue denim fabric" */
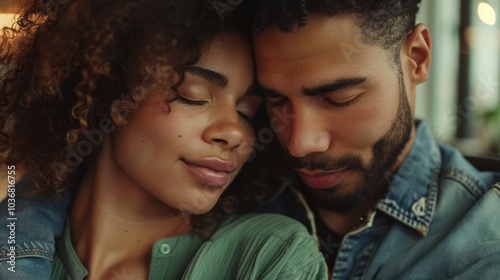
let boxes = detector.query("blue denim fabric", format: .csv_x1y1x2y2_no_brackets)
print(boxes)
0,179,75,279
264,121,500,280
1,121,500,280
338,122,500,280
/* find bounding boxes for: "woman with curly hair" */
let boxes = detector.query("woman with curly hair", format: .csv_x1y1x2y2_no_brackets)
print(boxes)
0,0,327,279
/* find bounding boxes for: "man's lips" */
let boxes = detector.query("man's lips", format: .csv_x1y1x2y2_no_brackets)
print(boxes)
296,169,347,190
182,158,236,187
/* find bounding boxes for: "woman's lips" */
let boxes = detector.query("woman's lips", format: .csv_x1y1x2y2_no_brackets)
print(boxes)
297,169,347,190
182,158,235,187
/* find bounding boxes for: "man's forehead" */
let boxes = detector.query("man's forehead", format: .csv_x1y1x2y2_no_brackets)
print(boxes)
253,14,368,63
257,57,375,76
254,14,363,45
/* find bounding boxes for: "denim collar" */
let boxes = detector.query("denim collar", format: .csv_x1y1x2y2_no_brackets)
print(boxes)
375,120,441,236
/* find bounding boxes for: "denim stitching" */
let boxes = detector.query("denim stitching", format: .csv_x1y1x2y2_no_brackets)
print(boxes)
441,167,485,199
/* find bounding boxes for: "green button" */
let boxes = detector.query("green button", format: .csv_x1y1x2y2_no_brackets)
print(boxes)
160,243,171,255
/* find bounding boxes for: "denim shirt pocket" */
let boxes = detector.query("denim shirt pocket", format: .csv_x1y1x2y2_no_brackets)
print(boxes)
0,241,54,261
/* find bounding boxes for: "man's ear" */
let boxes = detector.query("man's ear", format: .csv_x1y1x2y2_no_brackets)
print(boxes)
402,23,431,84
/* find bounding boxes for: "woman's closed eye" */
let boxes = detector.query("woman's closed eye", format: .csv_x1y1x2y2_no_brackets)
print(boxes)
238,95,263,123
265,96,287,107
238,111,253,123
176,85,209,106
178,96,207,106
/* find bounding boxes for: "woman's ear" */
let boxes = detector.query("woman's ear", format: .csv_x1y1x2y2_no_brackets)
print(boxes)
401,23,432,84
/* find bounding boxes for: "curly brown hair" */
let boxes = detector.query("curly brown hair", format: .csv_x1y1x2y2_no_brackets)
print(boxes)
0,0,256,238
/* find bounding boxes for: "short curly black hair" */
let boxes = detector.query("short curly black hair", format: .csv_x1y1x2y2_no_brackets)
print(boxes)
254,0,422,52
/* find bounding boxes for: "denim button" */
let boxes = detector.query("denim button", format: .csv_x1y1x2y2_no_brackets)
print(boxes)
160,244,171,255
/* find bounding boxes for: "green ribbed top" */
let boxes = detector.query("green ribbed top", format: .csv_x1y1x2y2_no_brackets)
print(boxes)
51,213,328,280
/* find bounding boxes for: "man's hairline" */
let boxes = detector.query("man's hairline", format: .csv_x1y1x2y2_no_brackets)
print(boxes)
254,10,407,64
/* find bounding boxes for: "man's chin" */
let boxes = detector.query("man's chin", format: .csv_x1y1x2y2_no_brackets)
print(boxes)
303,171,385,213
300,181,365,214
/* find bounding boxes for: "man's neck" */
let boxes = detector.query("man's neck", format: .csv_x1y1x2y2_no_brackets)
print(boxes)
316,201,375,237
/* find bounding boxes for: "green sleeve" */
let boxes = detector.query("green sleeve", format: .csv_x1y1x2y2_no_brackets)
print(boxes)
182,213,328,280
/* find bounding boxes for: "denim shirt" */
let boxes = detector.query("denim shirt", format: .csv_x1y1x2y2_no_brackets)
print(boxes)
329,121,500,279
0,180,75,280
263,121,500,279
1,121,500,279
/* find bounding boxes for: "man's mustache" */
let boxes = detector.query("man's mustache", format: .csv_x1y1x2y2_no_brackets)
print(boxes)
290,153,365,171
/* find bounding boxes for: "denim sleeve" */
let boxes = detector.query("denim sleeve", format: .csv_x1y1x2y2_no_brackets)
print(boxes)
397,183,500,280
0,177,75,279
0,257,53,280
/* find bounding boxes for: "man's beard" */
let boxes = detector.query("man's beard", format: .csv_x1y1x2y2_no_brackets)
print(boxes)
292,76,413,214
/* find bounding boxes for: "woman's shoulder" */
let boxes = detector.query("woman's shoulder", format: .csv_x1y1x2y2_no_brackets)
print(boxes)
208,213,322,264
215,213,311,240
183,213,328,279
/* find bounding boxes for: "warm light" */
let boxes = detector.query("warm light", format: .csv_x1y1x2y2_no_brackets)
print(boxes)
478,2,497,25
0,13,17,28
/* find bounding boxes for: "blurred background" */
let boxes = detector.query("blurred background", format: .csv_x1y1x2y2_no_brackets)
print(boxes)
1,0,499,157
416,0,499,157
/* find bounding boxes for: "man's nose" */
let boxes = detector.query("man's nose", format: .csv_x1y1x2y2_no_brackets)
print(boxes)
286,106,330,158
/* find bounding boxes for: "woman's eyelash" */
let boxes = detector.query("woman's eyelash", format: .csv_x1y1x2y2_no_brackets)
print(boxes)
266,97,287,107
238,112,254,123
178,96,206,106
177,95,255,123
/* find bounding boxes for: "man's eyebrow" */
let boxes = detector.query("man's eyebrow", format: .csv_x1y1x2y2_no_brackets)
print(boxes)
303,77,368,96
183,66,228,88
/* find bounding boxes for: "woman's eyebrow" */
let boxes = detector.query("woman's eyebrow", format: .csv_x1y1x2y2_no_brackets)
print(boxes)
183,66,228,88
